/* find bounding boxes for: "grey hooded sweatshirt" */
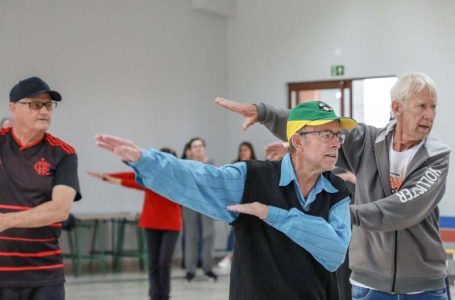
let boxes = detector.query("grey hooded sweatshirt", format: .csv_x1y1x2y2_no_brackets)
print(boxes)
256,103,451,293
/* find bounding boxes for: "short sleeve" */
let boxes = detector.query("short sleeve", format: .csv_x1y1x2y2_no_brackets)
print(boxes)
54,154,81,201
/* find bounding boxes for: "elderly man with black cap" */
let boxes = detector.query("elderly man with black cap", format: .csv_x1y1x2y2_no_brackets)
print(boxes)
0,77,81,300
95,100,356,300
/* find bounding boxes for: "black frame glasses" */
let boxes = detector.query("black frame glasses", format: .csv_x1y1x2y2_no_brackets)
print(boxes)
299,130,345,144
16,101,58,111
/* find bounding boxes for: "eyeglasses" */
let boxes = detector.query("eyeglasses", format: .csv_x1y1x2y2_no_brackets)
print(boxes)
16,101,58,111
299,130,345,144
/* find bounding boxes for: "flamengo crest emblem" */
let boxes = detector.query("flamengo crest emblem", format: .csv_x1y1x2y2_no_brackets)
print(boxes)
319,102,334,112
34,158,51,176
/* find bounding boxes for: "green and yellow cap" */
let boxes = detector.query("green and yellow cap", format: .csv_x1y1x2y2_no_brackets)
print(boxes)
286,101,357,141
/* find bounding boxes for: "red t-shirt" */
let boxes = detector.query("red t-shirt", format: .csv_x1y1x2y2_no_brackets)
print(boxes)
108,172,182,231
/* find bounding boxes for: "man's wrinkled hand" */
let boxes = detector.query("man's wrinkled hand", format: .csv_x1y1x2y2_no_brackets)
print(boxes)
227,202,269,220
95,134,141,162
265,141,289,161
214,97,258,130
87,171,104,180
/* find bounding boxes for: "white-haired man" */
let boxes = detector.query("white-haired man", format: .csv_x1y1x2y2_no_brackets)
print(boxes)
215,72,450,299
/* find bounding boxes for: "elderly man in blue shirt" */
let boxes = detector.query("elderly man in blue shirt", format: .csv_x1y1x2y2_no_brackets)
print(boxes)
96,100,357,300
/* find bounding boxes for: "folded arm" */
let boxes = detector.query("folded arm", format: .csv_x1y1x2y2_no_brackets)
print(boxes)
350,154,449,231
0,185,75,232
265,197,351,272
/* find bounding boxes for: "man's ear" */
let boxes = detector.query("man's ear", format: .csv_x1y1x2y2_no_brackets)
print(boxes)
391,100,402,117
9,103,15,113
290,134,303,151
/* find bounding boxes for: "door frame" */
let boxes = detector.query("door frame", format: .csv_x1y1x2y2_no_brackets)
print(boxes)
287,75,395,117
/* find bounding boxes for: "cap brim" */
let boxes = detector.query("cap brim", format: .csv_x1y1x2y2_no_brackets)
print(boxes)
287,117,358,140
28,89,62,101
306,117,357,129
339,117,357,129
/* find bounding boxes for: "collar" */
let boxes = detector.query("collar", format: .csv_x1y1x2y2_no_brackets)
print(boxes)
279,153,338,206
11,128,46,150
375,119,399,144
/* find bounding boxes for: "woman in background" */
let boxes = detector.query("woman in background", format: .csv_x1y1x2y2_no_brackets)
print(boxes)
88,148,181,300
181,137,218,282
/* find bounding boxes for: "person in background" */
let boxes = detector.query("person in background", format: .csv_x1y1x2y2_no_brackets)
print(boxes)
218,141,257,269
1,117,12,128
180,140,205,271
181,141,192,160
88,148,181,300
181,137,218,282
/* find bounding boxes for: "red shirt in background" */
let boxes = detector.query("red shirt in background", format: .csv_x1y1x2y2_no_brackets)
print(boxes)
108,172,182,231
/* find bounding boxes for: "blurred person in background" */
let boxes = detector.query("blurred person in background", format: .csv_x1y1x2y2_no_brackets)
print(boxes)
1,117,12,128
88,148,181,300
181,138,218,282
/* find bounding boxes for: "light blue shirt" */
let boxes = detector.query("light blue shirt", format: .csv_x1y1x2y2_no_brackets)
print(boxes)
129,150,351,272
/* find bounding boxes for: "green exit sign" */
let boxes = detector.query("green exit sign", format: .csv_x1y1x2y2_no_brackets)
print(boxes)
331,65,345,77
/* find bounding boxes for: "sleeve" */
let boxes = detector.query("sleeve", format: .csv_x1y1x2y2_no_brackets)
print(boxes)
265,197,351,272
336,123,370,173
108,172,147,191
256,103,289,141
128,148,247,223
54,153,81,201
350,153,450,231
108,172,135,180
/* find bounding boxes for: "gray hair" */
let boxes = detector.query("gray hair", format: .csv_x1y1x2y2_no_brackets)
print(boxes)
390,72,437,104
288,128,309,155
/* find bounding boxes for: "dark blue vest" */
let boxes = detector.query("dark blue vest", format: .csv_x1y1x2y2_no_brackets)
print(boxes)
229,160,349,300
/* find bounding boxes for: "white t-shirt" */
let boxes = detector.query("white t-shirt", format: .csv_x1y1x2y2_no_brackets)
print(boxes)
389,138,424,193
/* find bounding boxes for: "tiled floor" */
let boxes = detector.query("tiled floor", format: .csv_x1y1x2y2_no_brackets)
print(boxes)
66,268,455,300
66,268,230,300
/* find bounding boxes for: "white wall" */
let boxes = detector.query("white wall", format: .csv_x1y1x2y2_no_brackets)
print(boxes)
226,0,455,214
0,0,229,213
2,0,455,216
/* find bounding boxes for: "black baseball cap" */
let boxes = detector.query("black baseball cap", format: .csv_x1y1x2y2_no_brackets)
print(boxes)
9,77,62,102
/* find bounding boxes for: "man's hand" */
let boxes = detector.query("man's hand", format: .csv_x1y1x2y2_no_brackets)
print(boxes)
87,171,104,180
95,134,141,162
214,97,258,130
87,171,121,185
336,171,357,184
227,202,269,220
265,141,289,161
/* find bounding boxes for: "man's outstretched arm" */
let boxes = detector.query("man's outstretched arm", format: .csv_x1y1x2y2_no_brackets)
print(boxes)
95,134,244,223
215,98,289,140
